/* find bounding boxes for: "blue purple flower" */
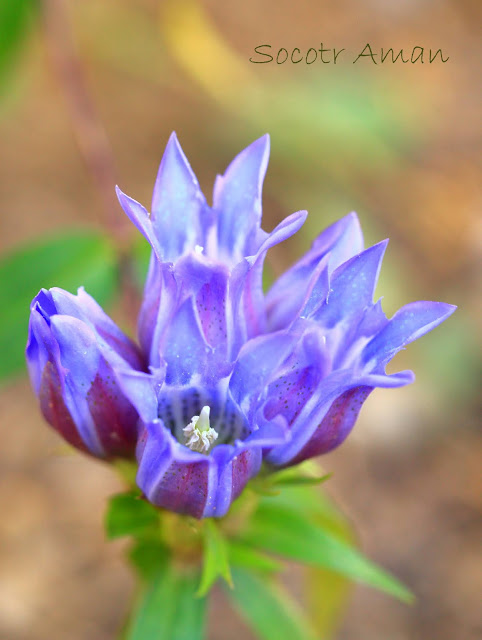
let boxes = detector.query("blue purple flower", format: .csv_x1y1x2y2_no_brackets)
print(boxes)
26,133,455,518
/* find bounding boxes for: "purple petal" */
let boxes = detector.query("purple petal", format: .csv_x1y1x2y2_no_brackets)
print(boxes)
49,287,145,370
86,362,140,457
313,240,388,327
265,366,415,467
248,209,308,263
243,412,291,449
313,211,364,272
262,328,330,428
50,316,138,456
137,258,178,367
286,386,373,465
38,360,89,454
115,367,166,424
174,253,231,350
298,256,330,319
161,298,212,386
355,299,388,338
27,292,142,459
210,446,262,517
142,253,235,376
266,212,363,329
194,267,230,357
116,187,163,260
137,421,213,518
264,368,365,467
136,421,262,518
26,300,59,393
151,132,208,261
268,255,330,330
213,135,270,260
229,331,296,416
226,209,308,351
362,301,457,367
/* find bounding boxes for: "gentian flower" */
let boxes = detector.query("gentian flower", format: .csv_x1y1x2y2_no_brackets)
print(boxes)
26,287,144,458
26,133,455,518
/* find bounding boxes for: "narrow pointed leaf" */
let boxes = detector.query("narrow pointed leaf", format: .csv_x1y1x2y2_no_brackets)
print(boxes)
241,502,413,603
197,519,233,596
272,472,332,488
127,563,206,640
128,539,169,582
228,567,319,640
228,541,282,573
105,491,160,539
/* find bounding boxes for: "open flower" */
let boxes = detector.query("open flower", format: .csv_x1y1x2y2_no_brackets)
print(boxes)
27,133,455,518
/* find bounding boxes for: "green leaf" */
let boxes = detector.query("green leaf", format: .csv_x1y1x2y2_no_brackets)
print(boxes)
197,519,232,596
229,567,319,640
128,539,170,582
0,230,119,382
241,502,413,603
271,471,332,488
228,541,282,574
250,465,332,497
0,0,38,92
105,491,160,540
256,479,347,533
127,563,206,640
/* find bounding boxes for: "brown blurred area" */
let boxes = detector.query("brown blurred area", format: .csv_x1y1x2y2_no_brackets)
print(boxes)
0,0,481,638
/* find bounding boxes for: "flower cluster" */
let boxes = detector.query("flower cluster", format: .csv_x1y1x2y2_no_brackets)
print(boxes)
26,134,455,518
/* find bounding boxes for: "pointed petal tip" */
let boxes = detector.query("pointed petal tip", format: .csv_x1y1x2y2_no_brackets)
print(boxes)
293,208,308,230
115,187,153,235
259,133,270,153
115,185,136,209
424,301,457,324
115,184,144,210
153,130,202,215
391,369,416,385
156,131,192,179
164,130,184,157
343,211,360,226
369,369,416,387
346,211,363,240
375,237,389,251
391,300,457,323
356,238,389,264
345,237,388,266
441,302,457,316
30,288,50,310
115,185,137,210
233,133,271,170
249,132,270,152
285,209,308,228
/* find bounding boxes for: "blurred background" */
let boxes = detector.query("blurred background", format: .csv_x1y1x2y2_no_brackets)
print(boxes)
0,0,480,638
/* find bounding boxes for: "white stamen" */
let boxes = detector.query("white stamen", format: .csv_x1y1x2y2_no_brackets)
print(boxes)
194,244,204,254
183,406,218,454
